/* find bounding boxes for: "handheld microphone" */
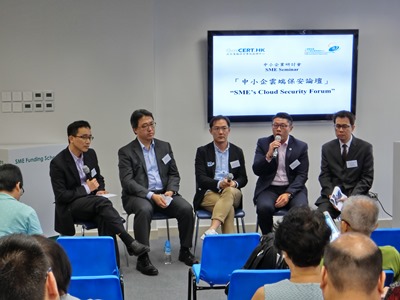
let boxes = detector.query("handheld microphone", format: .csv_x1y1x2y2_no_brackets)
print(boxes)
272,135,282,158
82,165,92,180
226,173,234,182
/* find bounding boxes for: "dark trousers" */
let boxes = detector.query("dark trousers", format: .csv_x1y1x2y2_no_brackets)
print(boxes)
256,185,308,234
70,195,128,265
123,194,194,248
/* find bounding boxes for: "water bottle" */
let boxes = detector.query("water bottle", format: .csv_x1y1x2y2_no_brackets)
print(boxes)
164,240,172,264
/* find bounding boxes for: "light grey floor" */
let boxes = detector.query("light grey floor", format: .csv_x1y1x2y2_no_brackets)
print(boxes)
118,238,227,300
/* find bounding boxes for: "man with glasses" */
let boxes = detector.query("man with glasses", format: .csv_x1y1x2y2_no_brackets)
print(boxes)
50,120,149,262
118,109,197,276
315,110,374,219
0,164,43,237
194,115,248,238
253,112,309,234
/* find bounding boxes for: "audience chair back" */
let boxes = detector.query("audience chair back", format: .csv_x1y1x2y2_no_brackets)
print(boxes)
57,236,120,277
371,228,400,251
227,269,291,300
193,208,246,255
69,275,123,300
188,233,260,300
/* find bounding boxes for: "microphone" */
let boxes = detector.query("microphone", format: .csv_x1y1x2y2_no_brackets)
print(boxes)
272,135,282,158
226,173,234,182
82,165,92,180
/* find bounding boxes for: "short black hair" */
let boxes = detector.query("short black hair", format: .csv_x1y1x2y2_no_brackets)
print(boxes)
333,110,355,126
130,109,154,129
0,234,50,300
274,206,331,267
67,120,91,137
209,115,231,128
272,112,293,125
33,235,72,295
0,164,23,192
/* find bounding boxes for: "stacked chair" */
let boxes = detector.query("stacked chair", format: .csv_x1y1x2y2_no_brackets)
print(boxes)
58,236,124,300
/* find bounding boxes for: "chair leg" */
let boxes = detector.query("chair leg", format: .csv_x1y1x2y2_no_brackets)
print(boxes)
241,217,246,233
187,268,192,300
193,215,200,255
124,214,131,267
166,219,170,241
81,224,86,236
236,217,240,233
255,218,259,233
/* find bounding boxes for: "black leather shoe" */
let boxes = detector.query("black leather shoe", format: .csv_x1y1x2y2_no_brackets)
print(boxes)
136,255,159,276
179,249,199,266
126,240,150,257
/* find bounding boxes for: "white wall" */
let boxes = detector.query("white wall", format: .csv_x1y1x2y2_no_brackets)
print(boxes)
1,0,399,228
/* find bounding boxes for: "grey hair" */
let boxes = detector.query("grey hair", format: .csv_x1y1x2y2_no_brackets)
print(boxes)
341,195,379,236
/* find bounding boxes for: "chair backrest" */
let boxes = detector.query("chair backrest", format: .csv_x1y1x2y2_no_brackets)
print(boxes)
384,269,395,287
371,229,400,251
199,233,260,285
68,275,123,300
227,269,291,300
57,236,119,276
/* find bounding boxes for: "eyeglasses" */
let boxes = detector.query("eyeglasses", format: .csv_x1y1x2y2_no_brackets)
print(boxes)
212,126,229,132
45,267,52,280
140,122,156,130
75,135,94,141
272,123,289,129
20,187,25,196
341,219,352,228
334,124,351,130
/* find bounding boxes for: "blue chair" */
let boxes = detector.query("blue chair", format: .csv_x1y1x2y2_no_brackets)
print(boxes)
124,211,174,266
227,269,291,300
188,233,260,300
193,208,246,255
371,228,400,251
385,269,395,287
69,275,123,300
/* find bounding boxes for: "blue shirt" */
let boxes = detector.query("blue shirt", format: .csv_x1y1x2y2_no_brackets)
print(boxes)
0,192,43,237
139,140,163,200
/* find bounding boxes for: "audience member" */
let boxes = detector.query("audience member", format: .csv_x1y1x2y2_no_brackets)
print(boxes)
316,110,374,219
194,115,248,237
33,235,78,300
0,163,43,237
118,109,197,276
49,120,149,261
252,112,309,234
321,232,385,300
252,206,331,300
340,195,400,281
0,233,59,300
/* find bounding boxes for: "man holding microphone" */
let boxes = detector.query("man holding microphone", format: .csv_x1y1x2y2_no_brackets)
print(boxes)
252,112,309,234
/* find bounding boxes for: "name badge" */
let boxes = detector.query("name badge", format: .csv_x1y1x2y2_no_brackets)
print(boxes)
162,154,171,164
91,168,97,178
207,161,215,167
289,159,300,170
346,160,358,168
230,160,240,169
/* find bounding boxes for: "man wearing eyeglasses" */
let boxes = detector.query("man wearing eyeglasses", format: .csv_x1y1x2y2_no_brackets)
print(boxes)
194,115,248,238
315,110,374,219
50,120,149,262
0,164,43,237
253,112,309,234
118,109,197,276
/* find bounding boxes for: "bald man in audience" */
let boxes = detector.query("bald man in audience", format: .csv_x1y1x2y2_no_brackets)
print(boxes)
340,195,400,281
321,232,385,300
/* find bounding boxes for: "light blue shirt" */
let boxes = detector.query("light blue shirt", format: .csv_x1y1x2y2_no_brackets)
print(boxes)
139,140,163,200
0,192,43,237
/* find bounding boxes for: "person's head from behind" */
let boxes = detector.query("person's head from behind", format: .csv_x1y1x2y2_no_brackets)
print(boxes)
321,232,385,300
67,120,93,155
0,234,59,300
333,110,355,143
341,195,379,236
130,109,155,144
32,235,72,297
0,163,24,200
274,206,331,268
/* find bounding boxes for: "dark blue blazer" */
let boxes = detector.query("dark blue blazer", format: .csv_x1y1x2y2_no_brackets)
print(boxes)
252,135,309,204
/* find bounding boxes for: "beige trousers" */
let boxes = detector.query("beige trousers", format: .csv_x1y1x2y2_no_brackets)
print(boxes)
201,187,242,233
